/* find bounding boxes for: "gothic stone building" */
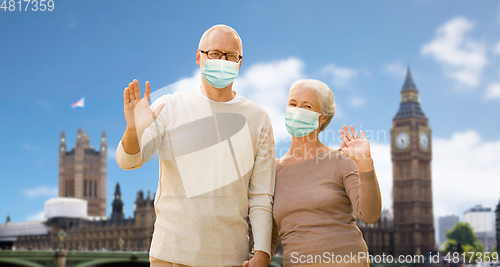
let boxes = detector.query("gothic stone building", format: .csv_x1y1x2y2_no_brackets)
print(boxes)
59,128,107,217
1,129,156,251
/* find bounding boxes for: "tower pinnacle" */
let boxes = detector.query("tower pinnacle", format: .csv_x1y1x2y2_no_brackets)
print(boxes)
401,66,418,92
394,66,426,120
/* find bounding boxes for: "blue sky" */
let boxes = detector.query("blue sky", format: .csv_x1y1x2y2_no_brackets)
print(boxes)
1,1,500,241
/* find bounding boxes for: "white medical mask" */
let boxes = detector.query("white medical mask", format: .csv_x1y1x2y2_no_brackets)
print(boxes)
201,56,239,89
285,106,321,137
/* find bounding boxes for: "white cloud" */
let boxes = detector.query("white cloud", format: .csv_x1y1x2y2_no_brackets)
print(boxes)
432,130,500,220
349,97,365,108
494,41,500,55
321,64,358,88
236,58,305,142
24,186,57,198
382,61,407,77
152,58,358,143
421,17,487,88
153,58,305,142
347,130,500,223
485,82,500,100
26,210,45,221
370,142,393,212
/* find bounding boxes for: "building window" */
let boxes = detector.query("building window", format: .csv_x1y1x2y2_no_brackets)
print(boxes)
84,180,87,197
94,180,97,198
89,180,92,197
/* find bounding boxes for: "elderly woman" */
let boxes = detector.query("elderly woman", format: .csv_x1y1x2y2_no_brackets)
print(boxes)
244,79,382,267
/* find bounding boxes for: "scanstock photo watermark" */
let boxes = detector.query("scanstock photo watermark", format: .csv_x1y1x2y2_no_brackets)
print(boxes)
290,252,500,265
137,77,391,164
1,0,55,11
130,78,389,197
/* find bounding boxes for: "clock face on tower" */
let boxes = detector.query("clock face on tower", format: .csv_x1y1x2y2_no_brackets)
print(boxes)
395,132,410,150
419,132,429,150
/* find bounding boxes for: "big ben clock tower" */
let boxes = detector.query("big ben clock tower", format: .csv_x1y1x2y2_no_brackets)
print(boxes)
391,67,435,256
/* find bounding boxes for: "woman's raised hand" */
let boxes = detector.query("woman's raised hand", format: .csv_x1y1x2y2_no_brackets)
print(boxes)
339,125,371,163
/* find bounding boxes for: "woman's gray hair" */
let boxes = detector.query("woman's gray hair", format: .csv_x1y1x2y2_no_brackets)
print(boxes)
198,24,243,56
289,79,335,132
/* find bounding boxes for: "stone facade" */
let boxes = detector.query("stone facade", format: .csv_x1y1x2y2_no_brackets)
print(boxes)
11,185,155,252
59,128,107,217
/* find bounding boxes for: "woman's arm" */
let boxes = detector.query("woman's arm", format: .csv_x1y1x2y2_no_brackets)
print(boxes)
339,125,382,224
343,158,382,224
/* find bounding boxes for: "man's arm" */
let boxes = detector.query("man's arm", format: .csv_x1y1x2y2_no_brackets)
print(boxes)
245,218,279,267
248,116,276,260
116,79,167,170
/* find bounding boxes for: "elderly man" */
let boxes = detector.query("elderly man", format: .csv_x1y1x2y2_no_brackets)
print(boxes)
116,25,275,267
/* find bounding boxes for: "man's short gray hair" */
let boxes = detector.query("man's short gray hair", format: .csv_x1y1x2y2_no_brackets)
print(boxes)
198,24,243,55
289,79,335,132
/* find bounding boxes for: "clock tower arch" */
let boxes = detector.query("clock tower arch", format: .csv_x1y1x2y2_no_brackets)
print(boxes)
391,67,435,255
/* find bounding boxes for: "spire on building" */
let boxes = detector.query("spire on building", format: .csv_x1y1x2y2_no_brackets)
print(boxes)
111,183,124,222
76,127,93,149
114,183,121,197
100,130,107,153
60,130,67,154
393,66,427,120
401,66,419,92
6,213,10,223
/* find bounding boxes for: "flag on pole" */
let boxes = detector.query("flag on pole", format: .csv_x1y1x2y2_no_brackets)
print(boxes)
71,97,85,108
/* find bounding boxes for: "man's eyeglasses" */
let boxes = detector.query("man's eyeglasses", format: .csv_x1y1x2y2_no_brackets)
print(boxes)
199,50,242,63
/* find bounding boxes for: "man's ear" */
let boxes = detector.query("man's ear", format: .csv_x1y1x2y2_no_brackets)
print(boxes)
196,51,201,66
238,58,242,70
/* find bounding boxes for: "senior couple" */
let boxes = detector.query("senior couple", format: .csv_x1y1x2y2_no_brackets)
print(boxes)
116,24,382,267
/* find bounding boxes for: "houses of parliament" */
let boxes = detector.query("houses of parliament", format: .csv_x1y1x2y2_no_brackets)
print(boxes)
0,68,436,256
0,128,156,251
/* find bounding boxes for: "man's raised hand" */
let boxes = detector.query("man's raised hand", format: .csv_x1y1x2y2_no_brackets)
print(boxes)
123,79,165,132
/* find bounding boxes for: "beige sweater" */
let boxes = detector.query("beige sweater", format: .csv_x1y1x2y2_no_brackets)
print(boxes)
271,148,382,266
116,89,276,266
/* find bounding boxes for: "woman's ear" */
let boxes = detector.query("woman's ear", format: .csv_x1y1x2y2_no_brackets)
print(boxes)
319,114,328,126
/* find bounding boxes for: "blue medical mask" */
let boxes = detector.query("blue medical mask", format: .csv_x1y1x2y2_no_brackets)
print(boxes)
285,106,321,137
201,57,239,89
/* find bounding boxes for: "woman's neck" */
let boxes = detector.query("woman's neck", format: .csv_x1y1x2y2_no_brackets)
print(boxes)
286,133,329,160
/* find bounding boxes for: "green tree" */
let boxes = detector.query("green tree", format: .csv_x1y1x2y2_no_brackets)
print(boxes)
444,239,457,252
474,241,484,253
445,222,477,246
